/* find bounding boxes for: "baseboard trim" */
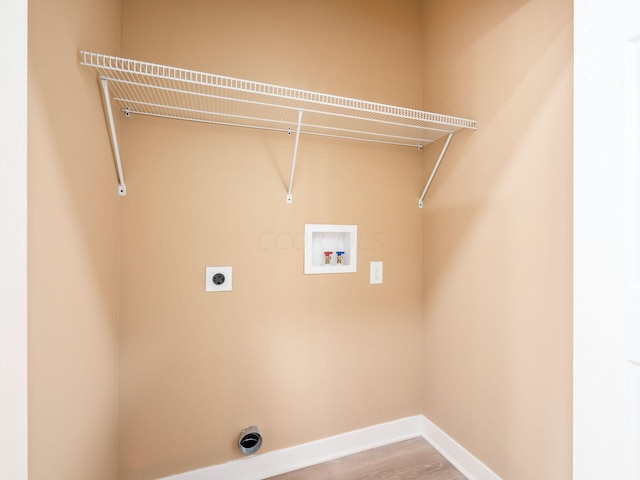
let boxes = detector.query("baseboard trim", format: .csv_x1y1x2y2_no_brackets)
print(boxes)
418,416,502,480
159,415,501,480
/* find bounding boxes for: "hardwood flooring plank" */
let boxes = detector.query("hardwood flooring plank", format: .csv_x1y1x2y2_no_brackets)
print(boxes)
265,438,466,480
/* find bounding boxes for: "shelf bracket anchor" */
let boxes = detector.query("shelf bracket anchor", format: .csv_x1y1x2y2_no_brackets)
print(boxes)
99,77,127,196
418,132,454,208
286,110,303,204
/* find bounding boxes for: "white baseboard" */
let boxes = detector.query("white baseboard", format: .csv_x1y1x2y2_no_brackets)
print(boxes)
159,415,501,480
418,416,502,480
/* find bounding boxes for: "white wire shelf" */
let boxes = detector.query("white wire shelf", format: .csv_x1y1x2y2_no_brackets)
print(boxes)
80,51,477,205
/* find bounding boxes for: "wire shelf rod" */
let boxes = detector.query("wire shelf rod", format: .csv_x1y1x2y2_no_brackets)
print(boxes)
298,123,437,145
128,110,294,135
115,99,439,145
126,109,425,148
294,130,422,148
114,98,299,128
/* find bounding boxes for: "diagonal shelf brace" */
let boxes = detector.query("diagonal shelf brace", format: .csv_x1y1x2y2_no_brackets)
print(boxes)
286,110,304,204
418,132,454,208
99,77,127,196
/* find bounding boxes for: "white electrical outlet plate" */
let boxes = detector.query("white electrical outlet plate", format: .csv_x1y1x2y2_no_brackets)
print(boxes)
370,261,383,284
205,266,233,292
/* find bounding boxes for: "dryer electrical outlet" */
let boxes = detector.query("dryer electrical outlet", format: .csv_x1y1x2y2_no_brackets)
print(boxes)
205,266,233,292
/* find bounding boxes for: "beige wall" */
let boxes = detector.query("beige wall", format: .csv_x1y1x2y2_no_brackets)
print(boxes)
118,1,425,478
421,1,573,479
26,1,574,479
27,0,121,479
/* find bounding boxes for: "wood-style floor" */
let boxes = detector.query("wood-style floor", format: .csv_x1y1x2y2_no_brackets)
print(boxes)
265,437,467,480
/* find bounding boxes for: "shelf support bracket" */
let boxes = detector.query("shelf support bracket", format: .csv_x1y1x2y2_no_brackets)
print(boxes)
99,77,127,196
286,110,303,204
418,132,453,208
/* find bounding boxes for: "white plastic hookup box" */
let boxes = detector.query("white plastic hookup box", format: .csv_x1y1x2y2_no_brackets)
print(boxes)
304,224,357,275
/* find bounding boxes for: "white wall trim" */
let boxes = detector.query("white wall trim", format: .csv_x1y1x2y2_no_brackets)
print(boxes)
418,416,502,480
159,415,501,480
0,0,29,479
